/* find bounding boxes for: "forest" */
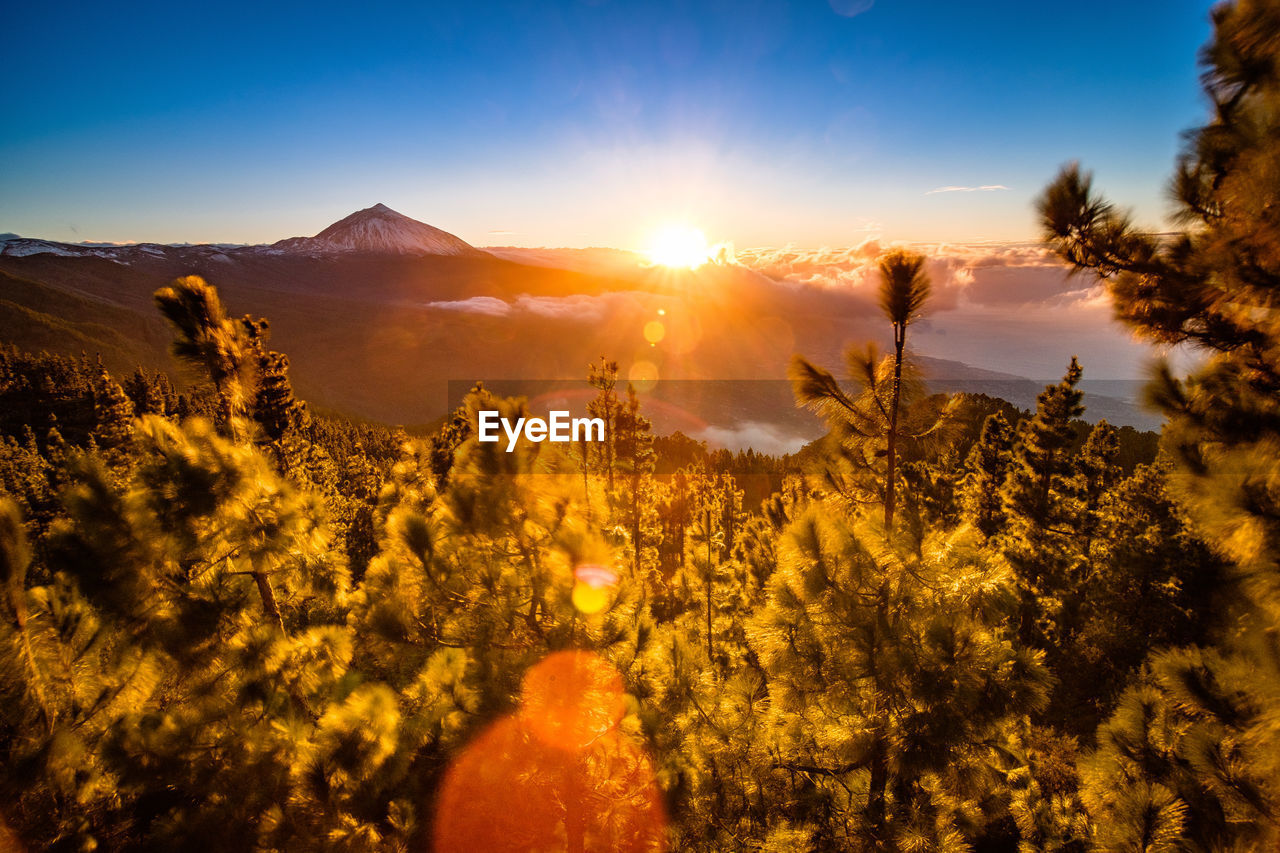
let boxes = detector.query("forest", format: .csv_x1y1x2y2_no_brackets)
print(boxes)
4,2,1280,851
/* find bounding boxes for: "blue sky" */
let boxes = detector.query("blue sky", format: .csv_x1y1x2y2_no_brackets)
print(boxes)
1,1,1215,248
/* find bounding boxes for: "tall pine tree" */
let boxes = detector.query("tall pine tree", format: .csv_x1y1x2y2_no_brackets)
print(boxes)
1038,0,1280,843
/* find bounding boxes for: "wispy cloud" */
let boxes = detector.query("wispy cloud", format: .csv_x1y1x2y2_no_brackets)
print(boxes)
425,291,639,322
925,184,1010,195
827,0,874,17
427,296,511,317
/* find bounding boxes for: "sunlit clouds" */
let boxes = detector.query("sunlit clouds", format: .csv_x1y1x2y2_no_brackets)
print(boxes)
424,239,1149,383
731,240,1095,311
453,240,1156,382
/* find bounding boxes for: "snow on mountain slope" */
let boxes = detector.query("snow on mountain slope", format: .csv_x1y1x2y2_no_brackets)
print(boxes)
272,203,484,256
0,205,484,260
0,239,126,258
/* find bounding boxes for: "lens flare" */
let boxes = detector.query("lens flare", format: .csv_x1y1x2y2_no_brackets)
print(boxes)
572,564,619,614
627,360,659,393
433,651,666,853
521,650,626,748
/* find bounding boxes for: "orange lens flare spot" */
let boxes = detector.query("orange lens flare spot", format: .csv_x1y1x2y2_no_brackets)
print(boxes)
433,718,666,853
520,650,626,749
643,320,666,344
433,652,666,853
628,359,659,392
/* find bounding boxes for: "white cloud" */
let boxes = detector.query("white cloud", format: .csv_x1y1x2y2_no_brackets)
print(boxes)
514,294,614,322
695,421,815,455
925,184,1010,194
426,291,645,323
426,296,511,317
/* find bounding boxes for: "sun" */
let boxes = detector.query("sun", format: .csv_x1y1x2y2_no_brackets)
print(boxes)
646,224,710,268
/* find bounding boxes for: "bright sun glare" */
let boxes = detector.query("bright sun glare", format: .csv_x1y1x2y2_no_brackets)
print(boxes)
647,225,710,268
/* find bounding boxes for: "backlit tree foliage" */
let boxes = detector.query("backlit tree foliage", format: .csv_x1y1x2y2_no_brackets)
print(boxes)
1038,0,1280,844
3,2,1280,849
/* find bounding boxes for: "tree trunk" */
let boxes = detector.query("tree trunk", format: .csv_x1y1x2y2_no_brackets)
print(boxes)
706,509,714,663
581,437,592,523
867,736,889,846
885,329,905,532
867,585,889,846
605,406,616,494
253,571,286,633
631,473,642,574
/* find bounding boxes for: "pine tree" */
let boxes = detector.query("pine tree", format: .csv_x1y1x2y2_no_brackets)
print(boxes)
656,468,694,580
634,471,767,850
427,399,472,486
747,507,1051,849
352,385,645,693
0,430,57,540
1038,0,1280,843
687,478,724,664
960,410,1014,537
1,415,372,851
791,251,945,535
1061,460,1226,730
154,275,258,437
877,249,932,532
790,343,956,532
999,358,1085,650
1081,647,1271,852
613,383,657,576
898,454,960,540
123,367,166,417
252,350,309,444
636,615,772,851
587,357,622,494
1070,419,1120,558
0,496,134,850
91,362,134,450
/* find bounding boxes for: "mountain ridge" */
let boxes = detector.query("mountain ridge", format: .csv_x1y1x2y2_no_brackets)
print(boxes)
0,204,485,260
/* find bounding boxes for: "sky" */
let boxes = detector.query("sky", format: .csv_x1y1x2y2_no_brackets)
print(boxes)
1,0,1215,249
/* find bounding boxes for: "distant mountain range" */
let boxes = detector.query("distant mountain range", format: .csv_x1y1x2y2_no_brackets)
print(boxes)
0,206,1162,446
1,203,483,261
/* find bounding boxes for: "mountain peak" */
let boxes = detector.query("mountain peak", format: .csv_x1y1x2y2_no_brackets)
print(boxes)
273,205,483,257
